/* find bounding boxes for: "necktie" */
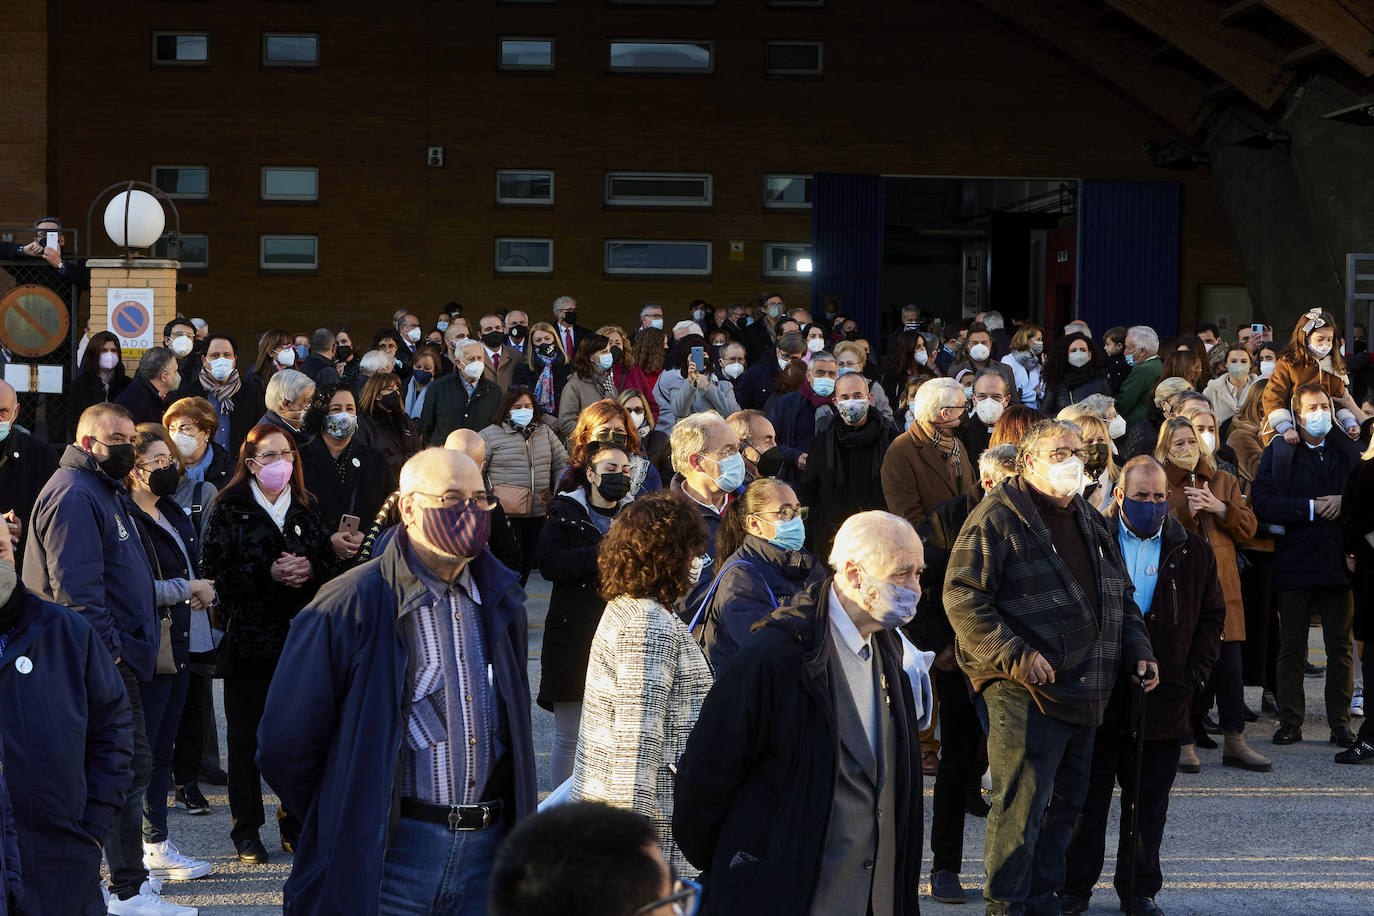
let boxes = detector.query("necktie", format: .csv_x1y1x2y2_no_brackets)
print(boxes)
858,644,871,662
564,328,573,355
492,353,500,370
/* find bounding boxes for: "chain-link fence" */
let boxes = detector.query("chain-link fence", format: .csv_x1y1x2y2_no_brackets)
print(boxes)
0,251,82,445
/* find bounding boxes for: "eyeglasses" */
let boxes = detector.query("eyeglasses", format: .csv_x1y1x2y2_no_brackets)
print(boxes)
252,450,296,464
937,404,968,415
138,455,175,470
755,506,808,521
1035,447,1086,463
410,490,497,512
697,446,740,461
633,878,702,916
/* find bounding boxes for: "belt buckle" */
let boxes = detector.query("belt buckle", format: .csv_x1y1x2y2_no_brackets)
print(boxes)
449,804,491,831
448,805,462,830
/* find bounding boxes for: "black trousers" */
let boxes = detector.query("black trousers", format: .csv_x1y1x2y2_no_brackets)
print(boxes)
1239,548,1275,689
509,516,545,586
1190,642,1247,734
930,667,984,874
1063,734,1180,905
224,657,300,843
172,668,218,785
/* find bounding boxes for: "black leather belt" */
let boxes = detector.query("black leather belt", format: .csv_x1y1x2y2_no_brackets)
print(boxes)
400,797,504,831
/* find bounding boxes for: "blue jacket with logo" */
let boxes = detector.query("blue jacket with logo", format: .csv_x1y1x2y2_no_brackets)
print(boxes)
22,446,157,681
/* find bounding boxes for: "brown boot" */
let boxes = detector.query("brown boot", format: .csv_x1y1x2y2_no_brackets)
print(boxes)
1222,731,1273,772
1177,743,1201,773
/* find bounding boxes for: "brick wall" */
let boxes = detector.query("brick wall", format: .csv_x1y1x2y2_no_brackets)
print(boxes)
0,3,49,225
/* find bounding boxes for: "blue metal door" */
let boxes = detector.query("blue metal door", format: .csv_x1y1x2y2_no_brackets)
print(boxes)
1077,180,1181,337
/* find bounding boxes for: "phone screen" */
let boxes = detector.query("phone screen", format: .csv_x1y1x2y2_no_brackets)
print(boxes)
1250,323,1264,334
691,346,705,372
45,232,59,251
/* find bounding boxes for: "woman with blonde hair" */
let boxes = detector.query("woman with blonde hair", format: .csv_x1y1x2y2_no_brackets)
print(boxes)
1056,405,1117,513
1153,416,1267,774
513,321,570,416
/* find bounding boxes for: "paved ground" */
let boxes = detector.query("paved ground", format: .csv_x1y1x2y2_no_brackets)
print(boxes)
135,574,1373,914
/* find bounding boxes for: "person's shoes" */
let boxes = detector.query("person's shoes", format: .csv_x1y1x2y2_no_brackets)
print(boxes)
234,835,268,864
173,784,209,816
1058,891,1088,915
1261,690,1277,714
1306,661,1325,677
105,880,197,915
1221,731,1272,772
1193,726,1218,750
1242,702,1259,722
199,766,227,786
280,832,298,855
1352,687,1364,718
1177,743,1201,773
921,750,940,776
1201,712,1222,734
1335,739,1374,764
1272,724,1303,745
143,839,212,880
964,788,991,818
1330,725,1358,747
1121,897,1165,915
981,767,992,792
929,869,966,904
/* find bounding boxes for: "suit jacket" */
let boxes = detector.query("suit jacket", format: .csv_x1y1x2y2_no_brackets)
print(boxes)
554,323,591,359
482,343,524,391
880,423,980,528
113,375,170,425
419,372,504,446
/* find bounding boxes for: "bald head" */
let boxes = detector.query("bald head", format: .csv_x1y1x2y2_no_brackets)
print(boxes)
0,380,16,420
444,428,487,467
400,446,482,499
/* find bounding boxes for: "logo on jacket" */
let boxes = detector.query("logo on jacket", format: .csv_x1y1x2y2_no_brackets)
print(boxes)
115,514,130,541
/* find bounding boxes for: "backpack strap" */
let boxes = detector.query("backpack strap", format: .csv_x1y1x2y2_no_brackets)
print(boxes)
687,558,776,635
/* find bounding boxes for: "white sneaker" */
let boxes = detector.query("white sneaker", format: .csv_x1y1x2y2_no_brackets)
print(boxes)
106,880,198,915
981,767,992,792
142,839,212,881
1353,687,1365,718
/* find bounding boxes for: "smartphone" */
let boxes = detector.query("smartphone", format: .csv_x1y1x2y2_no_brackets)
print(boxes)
45,231,59,251
338,514,360,536
690,346,705,372
1250,323,1264,334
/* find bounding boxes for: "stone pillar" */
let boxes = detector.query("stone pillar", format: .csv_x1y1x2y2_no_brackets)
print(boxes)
87,258,179,373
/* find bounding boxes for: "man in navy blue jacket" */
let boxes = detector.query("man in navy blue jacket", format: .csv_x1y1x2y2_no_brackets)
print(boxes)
0,527,134,915
20,402,172,912
768,351,839,485
1251,382,1360,748
258,447,536,916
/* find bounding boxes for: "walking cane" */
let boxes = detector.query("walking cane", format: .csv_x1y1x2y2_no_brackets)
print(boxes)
1123,676,1148,916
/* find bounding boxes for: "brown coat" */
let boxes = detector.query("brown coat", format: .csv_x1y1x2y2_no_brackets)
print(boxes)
1259,357,1349,445
1225,418,1264,483
482,343,524,392
880,423,979,528
1162,461,1257,641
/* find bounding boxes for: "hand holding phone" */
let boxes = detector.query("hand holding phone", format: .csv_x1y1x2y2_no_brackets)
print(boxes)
338,514,360,536
46,231,60,251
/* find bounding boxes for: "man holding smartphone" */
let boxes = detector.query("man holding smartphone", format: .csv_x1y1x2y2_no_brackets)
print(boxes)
2,216,90,301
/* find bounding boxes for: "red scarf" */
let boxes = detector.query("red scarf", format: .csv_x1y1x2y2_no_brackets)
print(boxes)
800,380,830,408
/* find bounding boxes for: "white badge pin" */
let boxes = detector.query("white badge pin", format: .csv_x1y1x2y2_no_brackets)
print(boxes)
1145,565,1158,577
14,656,32,675
294,525,302,536
352,457,361,467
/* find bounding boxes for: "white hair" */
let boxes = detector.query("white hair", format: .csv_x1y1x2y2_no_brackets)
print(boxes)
1072,392,1116,421
672,320,704,337
553,295,576,316
982,311,1004,331
828,511,917,575
808,351,837,371
264,368,313,410
458,338,485,360
979,444,1019,489
358,349,392,377
1126,325,1159,355
190,317,207,331
912,377,963,424
670,411,728,474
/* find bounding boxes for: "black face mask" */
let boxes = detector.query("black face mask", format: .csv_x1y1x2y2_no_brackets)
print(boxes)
508,325,528,342
593,430,629,450
1083,442,1111,478
335,344,353,363
593,471,630,503
147,466,180,498
610,345,624,366
756,445,785,479
380,391,403,412
536,343,558,361
844,328,860,341
561,309,578,326
96,442,137,480
481,330,507,350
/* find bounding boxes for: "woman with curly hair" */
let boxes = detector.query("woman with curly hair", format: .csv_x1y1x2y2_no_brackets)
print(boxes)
570,491,711,876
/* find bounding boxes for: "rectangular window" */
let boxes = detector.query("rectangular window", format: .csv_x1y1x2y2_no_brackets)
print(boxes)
154,234,209,268
260,235,318,270
151,166,209,199
495,238,554,273
263,33,319,67
763,242,813,276
763,174,813,209
765,41,822,75
608,40,714,73
605,172,712,207
261,167,318,201
604,240,712,276
499,38,554,70
496,170,554,204
152,32,209,65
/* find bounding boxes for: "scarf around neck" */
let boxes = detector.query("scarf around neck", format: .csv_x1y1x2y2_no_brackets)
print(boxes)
199,362,242,414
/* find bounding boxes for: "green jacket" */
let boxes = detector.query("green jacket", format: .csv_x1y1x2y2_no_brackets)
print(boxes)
1115,356,1163,427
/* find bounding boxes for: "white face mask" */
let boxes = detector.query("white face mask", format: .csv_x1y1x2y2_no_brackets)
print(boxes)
172,432,201,458
1200,431,1217,452
914,350,929,366
406,327,423,343
1259,360,1276,378
723,362,745,379
1310,342,1332,360
806,338,825,353
777,357,790,371
974,398,1004,426
1067,350,1091,368
275,347,296,367
969,343,990,362
1108,415,1127,439
688,554,708,586
1041,455,1085,497
649,318,663,330
169,336,193,357
208,356,235,381
99,351,120,370
462,360,485,380
628,410,647,430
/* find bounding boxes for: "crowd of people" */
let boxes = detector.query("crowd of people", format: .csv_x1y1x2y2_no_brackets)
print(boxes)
0,240,1371,916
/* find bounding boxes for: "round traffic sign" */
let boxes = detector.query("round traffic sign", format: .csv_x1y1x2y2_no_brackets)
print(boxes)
0,284,70,357
111,299,151,339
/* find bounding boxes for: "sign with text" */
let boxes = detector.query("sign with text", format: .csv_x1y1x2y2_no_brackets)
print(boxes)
108,288,155,357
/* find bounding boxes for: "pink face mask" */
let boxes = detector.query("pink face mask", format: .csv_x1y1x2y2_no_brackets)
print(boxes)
254,458,292,491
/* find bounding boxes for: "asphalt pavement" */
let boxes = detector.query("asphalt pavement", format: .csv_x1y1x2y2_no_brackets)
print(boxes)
133,574,1373,914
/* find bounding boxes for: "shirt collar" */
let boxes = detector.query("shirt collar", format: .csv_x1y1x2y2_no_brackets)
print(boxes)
1117,516,1162,548
827,584,872,657
403,538,482,606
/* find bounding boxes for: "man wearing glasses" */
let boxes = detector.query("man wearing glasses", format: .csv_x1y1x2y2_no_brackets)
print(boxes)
944,419,1158,916
881,377,981,528
259,447,537,916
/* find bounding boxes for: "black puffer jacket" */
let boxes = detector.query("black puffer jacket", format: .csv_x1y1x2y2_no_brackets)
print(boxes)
535,489,614,709
200,482,336,661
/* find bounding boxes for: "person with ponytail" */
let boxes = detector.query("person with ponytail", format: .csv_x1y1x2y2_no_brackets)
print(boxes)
1260,308,1365,444
691,477,825,674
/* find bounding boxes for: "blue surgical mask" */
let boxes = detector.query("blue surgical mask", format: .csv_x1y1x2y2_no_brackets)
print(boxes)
811,377,835,397
597,352,615,371
858,566,921,628
705,452,746,492
837,366,857,376
761,515,805,551
1303,409,1333,438
436,321,449,332
294,344,309,360
0,420,10,442
1121,496,1167,538
509,408,535,427
1125,352,1136,368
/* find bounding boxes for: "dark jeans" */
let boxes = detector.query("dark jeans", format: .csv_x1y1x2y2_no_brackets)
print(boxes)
1063,734,1180,905
509,516,545,586
224,657,300,844
1239,548,1274,688
1190,641,1247,735
143,668,190,842
1276,588,1354,729
930,667,983,875
977,680,1095,916
106,663,152,898
173,667,220,785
